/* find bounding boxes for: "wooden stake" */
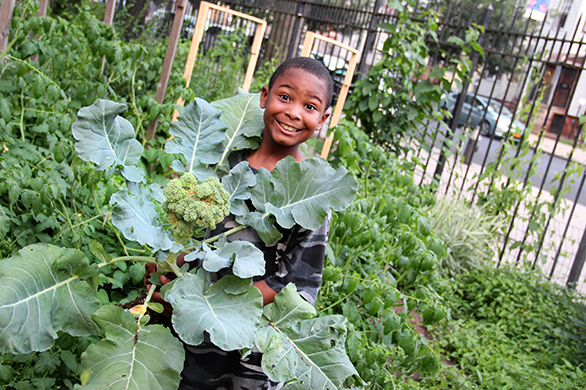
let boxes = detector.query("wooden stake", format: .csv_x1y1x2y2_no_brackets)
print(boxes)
300,32,359,160
0,0,17,57
146,0,188,139
172,1,267,120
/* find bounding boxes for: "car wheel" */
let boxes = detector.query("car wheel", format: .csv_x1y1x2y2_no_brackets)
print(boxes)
479,121,492,137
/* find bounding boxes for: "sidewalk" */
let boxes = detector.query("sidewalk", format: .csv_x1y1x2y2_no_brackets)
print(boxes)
529,133,586,165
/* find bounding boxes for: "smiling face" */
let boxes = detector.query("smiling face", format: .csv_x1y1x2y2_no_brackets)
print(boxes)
260,67,331,150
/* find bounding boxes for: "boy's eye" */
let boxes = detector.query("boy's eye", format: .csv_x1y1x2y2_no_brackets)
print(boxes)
279,94,290,101
305,104,317,111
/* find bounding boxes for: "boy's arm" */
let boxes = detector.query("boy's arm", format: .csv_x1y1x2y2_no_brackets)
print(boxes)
253,280,278,306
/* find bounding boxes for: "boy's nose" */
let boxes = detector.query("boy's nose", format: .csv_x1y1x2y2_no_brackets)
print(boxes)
285,104,302,120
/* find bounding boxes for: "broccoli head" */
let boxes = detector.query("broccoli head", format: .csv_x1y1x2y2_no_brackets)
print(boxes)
163,173,230,239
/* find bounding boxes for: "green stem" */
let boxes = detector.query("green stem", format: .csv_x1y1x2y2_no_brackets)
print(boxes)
203,224,246,245
317,290,355,314
99,256,157,268
19,92,25,141
58,198,79,250
0,32,23,60
6,55,64,93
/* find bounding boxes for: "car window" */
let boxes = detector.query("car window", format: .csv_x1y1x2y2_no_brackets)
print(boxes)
464,95,475,105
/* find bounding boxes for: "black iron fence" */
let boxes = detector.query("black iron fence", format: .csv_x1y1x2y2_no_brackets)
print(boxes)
114,0,586,292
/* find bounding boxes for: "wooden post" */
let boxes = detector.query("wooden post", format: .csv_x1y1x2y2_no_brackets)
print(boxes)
0,0,17,57
104,0,116,25
37,0,49,16
172,1,267,120
146,0,189,140
300,32,359,159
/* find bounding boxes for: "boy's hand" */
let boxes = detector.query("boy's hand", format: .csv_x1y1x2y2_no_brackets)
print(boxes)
143,254,188,317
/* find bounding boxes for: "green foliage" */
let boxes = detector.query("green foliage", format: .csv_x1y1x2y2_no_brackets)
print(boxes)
77,305,184,389
420,264,586,389
0,244,100,354
0,3,180,259
164,174,231,239
317,123,446,388
181,29,255,103
343,6,446,154
1,91,360,389
427,197,504,277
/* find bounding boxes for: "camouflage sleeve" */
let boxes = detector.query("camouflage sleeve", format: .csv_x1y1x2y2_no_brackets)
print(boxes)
263,216,330,305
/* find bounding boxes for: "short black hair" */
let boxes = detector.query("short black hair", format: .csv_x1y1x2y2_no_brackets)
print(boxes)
268,57,334,111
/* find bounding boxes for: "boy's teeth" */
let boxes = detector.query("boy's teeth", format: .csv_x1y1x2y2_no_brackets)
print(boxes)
281,123,299,132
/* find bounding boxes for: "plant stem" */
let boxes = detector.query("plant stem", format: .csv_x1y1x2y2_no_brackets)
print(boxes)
99,255,157,268
0,32,23,60
58,198,80,250
19,92,25,141
203,225,246,245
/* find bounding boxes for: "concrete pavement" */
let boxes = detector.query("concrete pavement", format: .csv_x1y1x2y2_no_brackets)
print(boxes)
529,133,586,165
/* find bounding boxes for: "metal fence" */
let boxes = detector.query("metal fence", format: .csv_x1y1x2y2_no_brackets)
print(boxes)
115,0,586,292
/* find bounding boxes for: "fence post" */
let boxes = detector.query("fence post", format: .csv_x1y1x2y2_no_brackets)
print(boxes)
0,0,16,57
146,0,188,140
287,0,307,60
567,226,586,289
358,0,384,75
433,5,493,185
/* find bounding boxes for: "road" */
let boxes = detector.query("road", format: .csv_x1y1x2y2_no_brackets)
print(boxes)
420,125,586,206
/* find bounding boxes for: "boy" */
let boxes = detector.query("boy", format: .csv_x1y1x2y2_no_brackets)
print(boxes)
147,57,334,389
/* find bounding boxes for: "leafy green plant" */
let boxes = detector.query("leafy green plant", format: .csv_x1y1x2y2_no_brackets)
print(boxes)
0,91,360,388
420,264,586,389
0,3,181,260
314,122,448,389
427,197,503,277
343,5,446,155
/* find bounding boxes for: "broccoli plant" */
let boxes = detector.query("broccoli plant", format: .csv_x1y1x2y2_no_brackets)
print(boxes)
0,90,360,389
164,174,231,239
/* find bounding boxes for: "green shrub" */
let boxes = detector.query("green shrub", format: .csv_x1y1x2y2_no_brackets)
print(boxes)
421,264,586,389
427,197,503,277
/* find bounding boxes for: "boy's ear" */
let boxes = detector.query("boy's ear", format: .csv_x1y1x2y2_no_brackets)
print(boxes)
317,106,332,130
260,86,269,108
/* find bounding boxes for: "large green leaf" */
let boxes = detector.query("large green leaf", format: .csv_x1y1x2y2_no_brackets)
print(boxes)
72,99,144,183
0,244,100,354
110,190,174,251
221,161,256,217
200,239,265,279
245,157,358,244
163,271,263,351
240,168,283,243
257,285,358,388
212,89,264,171
76,305,184,390
165,98,227,179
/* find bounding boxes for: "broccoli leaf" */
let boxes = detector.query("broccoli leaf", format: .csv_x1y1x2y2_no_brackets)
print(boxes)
0,244,100,354
110,190,174,251
163,271,263,351
77,305,184,390
212,89,264,172
200,240,265,279
257,284,358,388
221,161,256,216
165,98,228,180
246,157,358,244
72,99,145,183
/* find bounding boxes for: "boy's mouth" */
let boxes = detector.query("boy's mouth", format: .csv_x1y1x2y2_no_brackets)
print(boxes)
279,122,302,133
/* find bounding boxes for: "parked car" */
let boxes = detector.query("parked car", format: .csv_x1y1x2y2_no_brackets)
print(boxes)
443,92,526,140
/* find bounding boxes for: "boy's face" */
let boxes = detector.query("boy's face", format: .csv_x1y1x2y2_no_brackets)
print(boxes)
260,67,330,149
